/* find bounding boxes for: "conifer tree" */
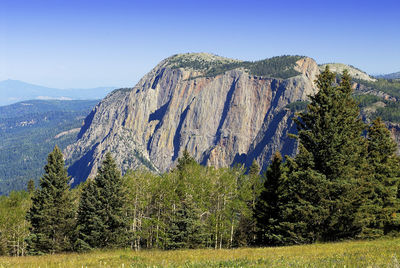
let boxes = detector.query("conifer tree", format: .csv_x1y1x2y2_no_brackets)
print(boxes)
165,201,204,249
274,67,369,244
27,179,35,194
74,180,103,251
26,145,75,254
296,68,367,179
75,152,128,250
177,149,196,171
254,152,284,245
356,118,400,237
302,68,368,240
277,152,330,244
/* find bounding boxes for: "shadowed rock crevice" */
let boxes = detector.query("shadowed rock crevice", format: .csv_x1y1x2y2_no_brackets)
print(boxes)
200,147,213,165
279,117,298,160
172,105,191,161
215,78,238,144
244,110,288,168
152,68,165,89
198,77,240,165
68,142,99,187
147,100,171,151
149,100,170,122
77,108,96,139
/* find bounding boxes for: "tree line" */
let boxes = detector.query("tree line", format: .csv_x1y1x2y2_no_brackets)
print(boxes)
1,67,400,256
170,54,303,79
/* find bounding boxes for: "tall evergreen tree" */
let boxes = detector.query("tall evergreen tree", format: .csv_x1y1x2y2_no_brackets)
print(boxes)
176,149,196,171
301,68,368,240
277,152,330,244
26,145,75,254
75,152,128,250
27,179,35,194
74,180,103,251
296,68,367,180
254,152,284,245
356,118,400,237
274,67,369,244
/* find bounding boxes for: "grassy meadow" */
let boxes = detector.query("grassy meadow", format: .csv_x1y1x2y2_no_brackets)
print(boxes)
1,237,400,267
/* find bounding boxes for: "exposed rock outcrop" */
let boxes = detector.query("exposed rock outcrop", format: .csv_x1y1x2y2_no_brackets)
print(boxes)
65,54,320,185
319,63,376,82
387,122,400,153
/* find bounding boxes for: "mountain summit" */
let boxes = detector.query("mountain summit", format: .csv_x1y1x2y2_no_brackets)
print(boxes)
65,53,320,185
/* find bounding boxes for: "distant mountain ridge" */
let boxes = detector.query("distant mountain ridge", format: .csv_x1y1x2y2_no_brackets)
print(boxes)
376,71,400,80
0,79,115,106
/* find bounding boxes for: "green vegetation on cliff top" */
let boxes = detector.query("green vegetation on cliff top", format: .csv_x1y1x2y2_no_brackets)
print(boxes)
168,53,304,79
356,78,400,98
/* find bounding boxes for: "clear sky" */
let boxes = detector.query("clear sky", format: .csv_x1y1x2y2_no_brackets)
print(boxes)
1,0,399,88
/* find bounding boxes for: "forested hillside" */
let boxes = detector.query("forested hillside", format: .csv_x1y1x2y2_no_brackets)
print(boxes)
0,100,98,195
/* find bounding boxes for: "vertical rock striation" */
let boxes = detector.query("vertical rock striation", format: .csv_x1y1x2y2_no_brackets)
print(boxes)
64,53,320,185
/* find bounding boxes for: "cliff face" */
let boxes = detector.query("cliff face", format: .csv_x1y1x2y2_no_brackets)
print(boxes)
387,123,400,153
65,54,320,185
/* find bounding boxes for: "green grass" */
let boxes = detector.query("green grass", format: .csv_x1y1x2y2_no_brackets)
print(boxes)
2,237,400,267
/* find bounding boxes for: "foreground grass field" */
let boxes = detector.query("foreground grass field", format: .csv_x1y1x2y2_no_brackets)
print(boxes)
1,238,400,267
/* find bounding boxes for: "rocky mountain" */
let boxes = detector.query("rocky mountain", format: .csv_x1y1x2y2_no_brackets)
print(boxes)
0,79,114,106
319,63,376,82
65,53,320,185
64,53,400,186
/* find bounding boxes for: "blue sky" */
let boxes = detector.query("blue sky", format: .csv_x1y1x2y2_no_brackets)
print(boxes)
1,0,399,88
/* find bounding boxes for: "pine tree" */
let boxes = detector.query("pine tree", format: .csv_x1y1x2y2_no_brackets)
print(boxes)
302,68,368,240
356,118,400,237
176,148,196,171
75,152,128,250
26,145,75,254
296,68,367,180
277,152,330,244
254,152,284,245
275,67,369,244
27,179,35,194
74,180,103,251
165,201,205,249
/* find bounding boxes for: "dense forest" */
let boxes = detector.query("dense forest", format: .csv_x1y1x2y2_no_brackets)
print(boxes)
289,94,400,123
356,78,400,98
169,55,303,79
0,100,98,195
1,67,400,256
